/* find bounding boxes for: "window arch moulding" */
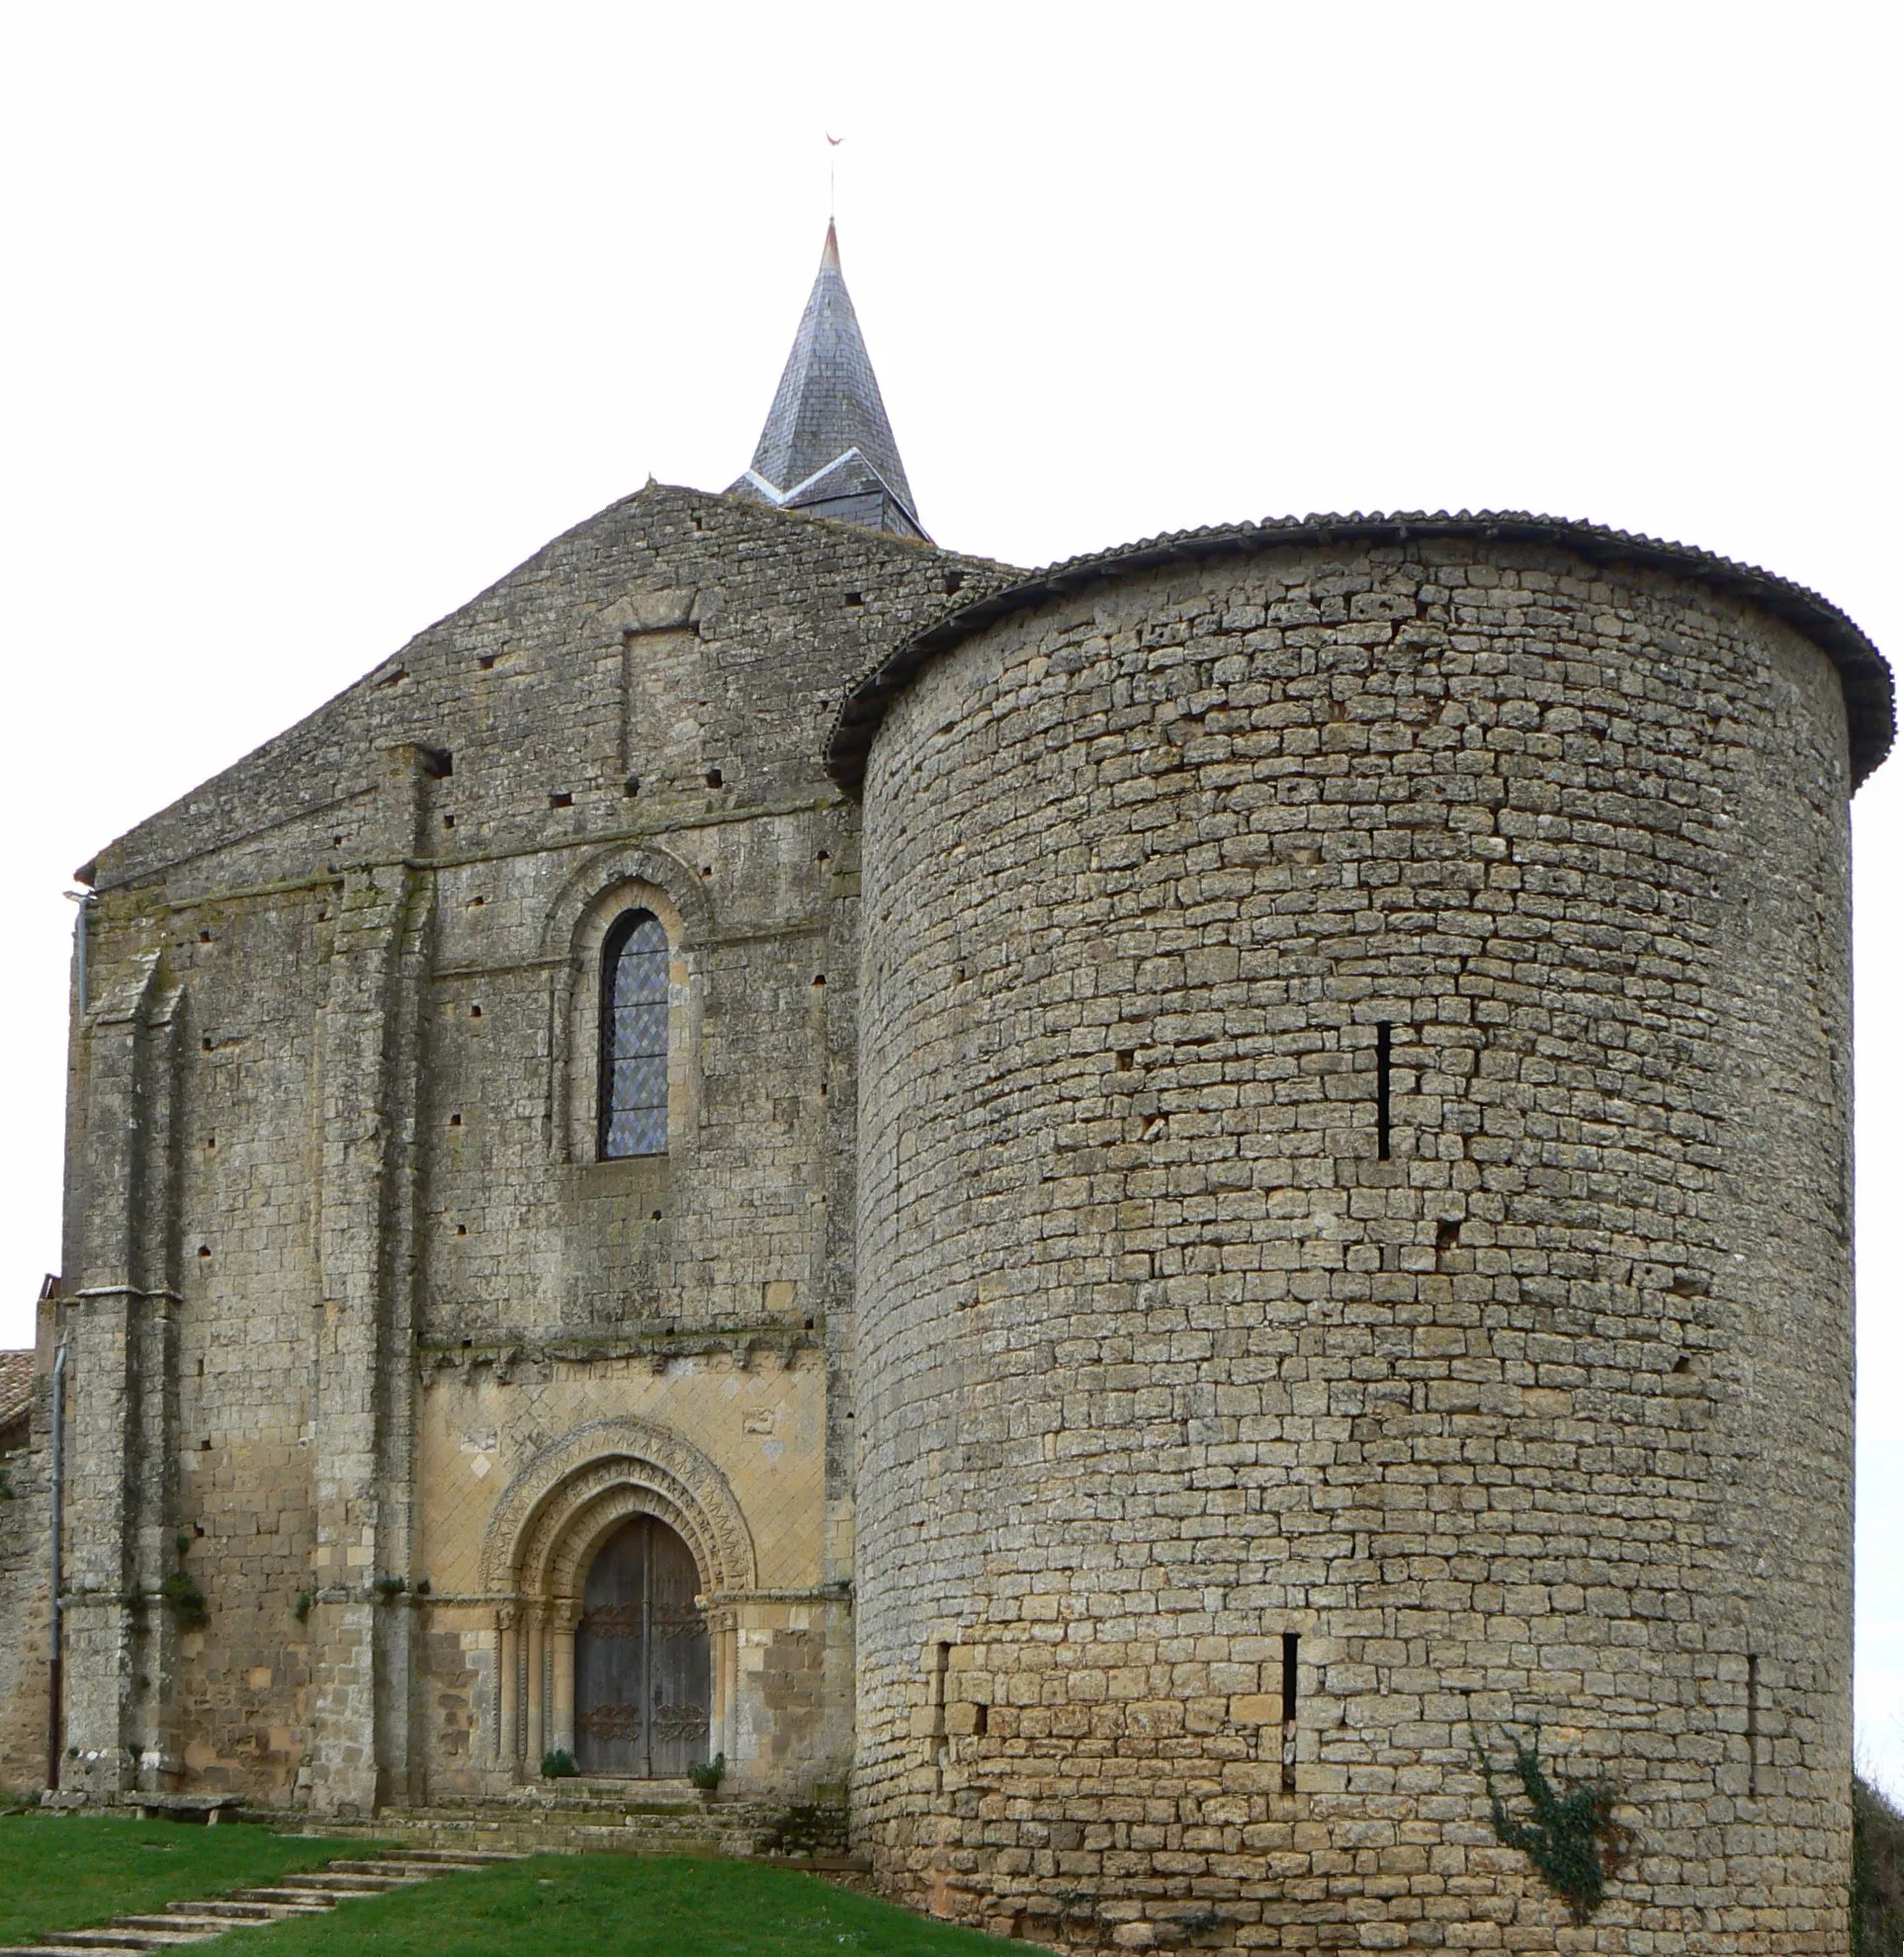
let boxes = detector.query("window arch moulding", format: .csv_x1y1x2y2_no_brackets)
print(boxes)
546,842,709,1167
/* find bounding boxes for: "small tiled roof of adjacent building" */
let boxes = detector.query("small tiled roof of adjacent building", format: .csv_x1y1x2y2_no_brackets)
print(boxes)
0,1350,33,1444
826,509,1895,793
729,222,926,541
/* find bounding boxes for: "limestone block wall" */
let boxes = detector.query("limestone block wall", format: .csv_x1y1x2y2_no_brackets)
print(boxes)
414,1349,840,1796
849,531,1876,1952
172,886,329,1798
9,484,1014,1813
0,1362,51,1793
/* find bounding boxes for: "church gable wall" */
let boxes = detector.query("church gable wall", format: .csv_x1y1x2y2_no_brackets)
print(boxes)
22,487,1014,1809
88,486,996,901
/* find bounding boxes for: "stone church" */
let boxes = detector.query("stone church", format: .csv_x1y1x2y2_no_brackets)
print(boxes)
0,222,1890,1952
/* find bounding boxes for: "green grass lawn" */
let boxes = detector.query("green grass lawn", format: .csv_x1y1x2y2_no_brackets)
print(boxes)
215,1853,1020,1956
0,1813,366,1947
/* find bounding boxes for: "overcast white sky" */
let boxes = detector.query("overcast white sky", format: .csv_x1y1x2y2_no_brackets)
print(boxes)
2,2,1899,1797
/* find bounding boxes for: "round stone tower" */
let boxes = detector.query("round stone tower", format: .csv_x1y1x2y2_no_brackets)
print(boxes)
829,516,1890,1953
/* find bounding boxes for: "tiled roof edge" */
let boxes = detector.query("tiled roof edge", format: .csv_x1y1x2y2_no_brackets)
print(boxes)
824,510,1894,795
0,1349,35,1431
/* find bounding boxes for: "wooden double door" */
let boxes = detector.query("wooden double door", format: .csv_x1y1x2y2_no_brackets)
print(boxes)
573,1516,712,1777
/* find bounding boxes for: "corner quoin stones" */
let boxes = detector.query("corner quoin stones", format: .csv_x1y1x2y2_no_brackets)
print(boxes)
831,515,1889,1953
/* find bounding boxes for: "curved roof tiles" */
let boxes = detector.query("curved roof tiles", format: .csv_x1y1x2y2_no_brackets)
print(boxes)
826,509,1893,793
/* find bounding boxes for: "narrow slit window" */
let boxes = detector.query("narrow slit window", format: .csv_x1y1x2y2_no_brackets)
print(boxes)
1747,1653,1761,1796
1281,1631,1300,1792
599,909,670,1159
1375,1022,1393,1160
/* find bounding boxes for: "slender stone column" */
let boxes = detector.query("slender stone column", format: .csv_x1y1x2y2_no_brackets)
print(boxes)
710,1607,736,1762
524,1608,545,1767
496,1607,519,1772
551,1600,579,1757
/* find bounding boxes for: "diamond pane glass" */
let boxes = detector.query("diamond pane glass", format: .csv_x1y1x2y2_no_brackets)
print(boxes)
611,1002,667,1054
613,921,669,1006
612,1057,668,1108
606,1103,669,1157
600,910,670,1158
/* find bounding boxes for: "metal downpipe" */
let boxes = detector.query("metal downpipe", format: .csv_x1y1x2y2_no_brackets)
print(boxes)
47,1329,67,1790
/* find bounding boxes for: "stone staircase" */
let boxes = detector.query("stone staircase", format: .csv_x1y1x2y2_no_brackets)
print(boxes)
0,1847,518,1957
291,1779,857,1865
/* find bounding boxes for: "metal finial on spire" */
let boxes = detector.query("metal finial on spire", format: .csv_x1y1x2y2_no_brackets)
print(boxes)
826,132,842,223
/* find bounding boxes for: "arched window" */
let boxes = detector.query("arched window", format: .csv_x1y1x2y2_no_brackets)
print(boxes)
599,909,670,1158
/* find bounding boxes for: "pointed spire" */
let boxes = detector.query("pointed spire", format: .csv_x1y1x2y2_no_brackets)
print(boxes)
729,222,926,540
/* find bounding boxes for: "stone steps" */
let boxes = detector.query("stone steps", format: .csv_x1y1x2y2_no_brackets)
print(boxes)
41,1933,215,1950
112,1921,264,1936
141,1905,278,1923
0,1846,521,1956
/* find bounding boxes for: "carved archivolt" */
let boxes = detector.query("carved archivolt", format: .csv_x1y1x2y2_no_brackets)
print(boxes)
547,1484,710,1596
520,1462,711,1596
480,1416,757,1599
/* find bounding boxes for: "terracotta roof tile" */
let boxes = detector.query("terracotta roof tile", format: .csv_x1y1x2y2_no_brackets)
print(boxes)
826,509,1893,794
0,1350,33,1436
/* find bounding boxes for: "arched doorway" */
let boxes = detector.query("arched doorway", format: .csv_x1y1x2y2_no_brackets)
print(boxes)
573,1515,711,1777
481,1417,756,1781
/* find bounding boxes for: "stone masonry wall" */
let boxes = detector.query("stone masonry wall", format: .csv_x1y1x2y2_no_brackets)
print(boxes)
0,1368,51,1793
853,538,1858,1952
8,485,1012,1809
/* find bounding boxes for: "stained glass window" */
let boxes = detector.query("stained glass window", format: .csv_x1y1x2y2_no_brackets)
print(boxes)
599,910,669,1158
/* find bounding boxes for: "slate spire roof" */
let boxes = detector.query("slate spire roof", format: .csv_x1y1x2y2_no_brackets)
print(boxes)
729,222,926,540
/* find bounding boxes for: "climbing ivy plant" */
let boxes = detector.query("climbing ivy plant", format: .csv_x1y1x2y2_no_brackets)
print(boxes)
1471,1721,1633,1924
161,1532,209,1630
